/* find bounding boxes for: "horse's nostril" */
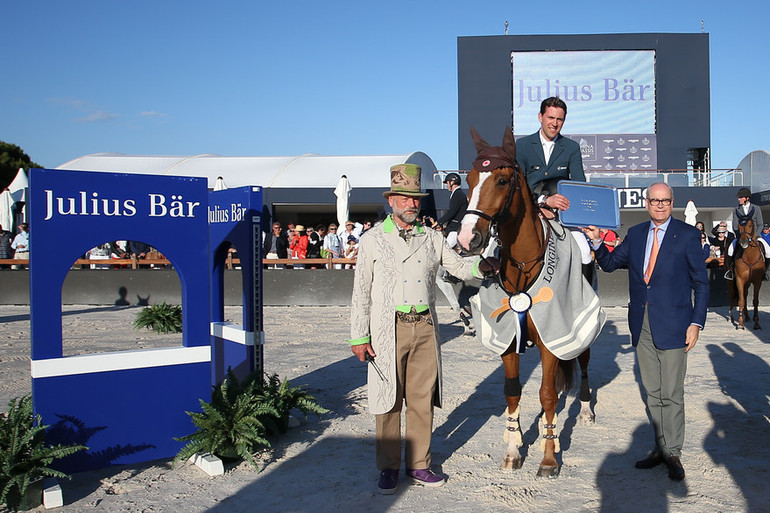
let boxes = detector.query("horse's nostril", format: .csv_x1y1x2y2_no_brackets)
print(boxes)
471,231,482,249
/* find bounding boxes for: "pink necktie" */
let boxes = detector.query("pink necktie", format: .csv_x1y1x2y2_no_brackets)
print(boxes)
644,227,659,284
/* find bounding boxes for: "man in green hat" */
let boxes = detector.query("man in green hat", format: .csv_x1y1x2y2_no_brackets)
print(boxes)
348,163,498,494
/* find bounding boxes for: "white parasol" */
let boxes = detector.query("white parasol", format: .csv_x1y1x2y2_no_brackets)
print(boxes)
334,175,351,228
0,189,13,232
684,200,698,226
213,176,228,191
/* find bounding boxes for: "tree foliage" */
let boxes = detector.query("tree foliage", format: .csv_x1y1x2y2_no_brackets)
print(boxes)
0,141,42,191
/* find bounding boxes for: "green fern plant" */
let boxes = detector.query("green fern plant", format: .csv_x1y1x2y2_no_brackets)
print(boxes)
174,370,281,469
258,373,329,435
175,370,329,469
0,395,87,512
133,301,183,334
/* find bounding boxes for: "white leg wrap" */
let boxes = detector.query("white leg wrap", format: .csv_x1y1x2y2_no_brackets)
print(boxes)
503,406,522,445
540,413,560,453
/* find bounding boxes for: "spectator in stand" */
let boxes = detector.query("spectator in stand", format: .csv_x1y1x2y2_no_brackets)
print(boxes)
345,234,358,269
694,222,706,235
0,223,13,269
324,223,344,269
361,220,373,234
761,224,770,246
341,221,358,245
306,225,323,268
129,240,151,259
263,222,288,269
284,222,296,240
316,224,328,257
708,226,728,270
290,225,308,269
87,242,112,269
700,232,718,268
599,228,620,252
709,221,734,247
11,223,29,269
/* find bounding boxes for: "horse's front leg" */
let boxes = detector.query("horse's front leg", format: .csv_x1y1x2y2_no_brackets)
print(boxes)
577,348,594,425
537,344,560,478
736,280,746,329
500,350,523,470
753,284,762,330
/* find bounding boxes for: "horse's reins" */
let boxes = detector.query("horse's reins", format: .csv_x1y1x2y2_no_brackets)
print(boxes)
465,163,550,295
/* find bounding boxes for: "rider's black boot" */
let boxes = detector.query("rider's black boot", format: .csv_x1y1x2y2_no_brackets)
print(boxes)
724,254,734,280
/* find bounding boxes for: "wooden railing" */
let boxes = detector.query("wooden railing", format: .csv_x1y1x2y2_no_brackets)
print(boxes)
0,255,357,269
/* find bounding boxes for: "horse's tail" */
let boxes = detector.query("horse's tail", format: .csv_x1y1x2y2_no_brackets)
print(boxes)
555,357,577,393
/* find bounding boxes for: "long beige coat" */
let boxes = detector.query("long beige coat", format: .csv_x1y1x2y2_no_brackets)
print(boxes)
350,217,480,414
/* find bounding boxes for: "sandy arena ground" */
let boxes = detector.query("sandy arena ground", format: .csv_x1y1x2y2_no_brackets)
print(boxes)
0,304,768,512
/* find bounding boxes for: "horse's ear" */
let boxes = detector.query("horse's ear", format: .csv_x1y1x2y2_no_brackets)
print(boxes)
503,126,516,162
470,126,489,154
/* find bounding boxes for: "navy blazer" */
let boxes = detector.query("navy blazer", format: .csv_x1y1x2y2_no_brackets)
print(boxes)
595,217,709,350
516,131,585,195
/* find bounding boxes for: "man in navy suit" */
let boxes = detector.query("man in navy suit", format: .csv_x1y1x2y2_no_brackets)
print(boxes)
515,96,585,213
584,183,709,481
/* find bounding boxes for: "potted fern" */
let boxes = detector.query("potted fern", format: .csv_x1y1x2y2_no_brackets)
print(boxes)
133,301,183,334
258,373,329,435
174,370,328,469
174,370,281,469
0,395,87,512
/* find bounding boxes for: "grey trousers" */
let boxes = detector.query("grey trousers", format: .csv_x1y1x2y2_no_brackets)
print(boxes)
637,309,688,459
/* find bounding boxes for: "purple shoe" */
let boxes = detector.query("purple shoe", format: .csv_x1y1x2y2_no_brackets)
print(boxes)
377,469,399,495
406,468,445,487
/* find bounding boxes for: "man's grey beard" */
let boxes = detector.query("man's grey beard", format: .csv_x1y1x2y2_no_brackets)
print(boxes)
395,209,418,225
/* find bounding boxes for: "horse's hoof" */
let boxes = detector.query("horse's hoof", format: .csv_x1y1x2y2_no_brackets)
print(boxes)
579,412,596,426
501,456,523,470
536,465,560,478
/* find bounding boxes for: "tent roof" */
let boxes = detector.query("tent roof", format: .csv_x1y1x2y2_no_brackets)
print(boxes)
56,152,439,189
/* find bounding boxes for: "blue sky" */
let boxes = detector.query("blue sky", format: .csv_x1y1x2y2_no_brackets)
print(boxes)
2,1,768,172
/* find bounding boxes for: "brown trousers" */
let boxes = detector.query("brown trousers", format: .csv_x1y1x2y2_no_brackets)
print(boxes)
376,314,438,470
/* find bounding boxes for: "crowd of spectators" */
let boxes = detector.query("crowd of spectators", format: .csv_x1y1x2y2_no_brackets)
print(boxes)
0,223,30,269
266,219,374,269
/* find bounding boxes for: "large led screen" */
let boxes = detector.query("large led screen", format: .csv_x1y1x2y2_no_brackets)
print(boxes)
512,50,658,172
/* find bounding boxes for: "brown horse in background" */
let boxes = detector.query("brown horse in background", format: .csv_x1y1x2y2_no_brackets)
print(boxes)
728,219,764,330
457,127,594,478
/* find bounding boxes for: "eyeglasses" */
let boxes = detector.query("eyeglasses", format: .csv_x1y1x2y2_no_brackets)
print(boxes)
647,198,672,206
329,228,337,231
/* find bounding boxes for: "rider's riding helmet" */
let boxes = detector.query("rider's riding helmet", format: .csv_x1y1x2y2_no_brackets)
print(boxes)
443,173,461,186
737,187,752,198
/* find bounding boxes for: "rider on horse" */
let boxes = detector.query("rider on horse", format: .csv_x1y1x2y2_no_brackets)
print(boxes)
514,96,594,281
724,187,770,281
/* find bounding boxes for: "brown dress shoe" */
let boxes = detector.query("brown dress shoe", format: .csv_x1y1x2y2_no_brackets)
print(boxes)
635,450,664,469
667,456,685,481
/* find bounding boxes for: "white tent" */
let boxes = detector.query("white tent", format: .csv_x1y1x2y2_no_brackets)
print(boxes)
7,168,28,223
56,152,439,190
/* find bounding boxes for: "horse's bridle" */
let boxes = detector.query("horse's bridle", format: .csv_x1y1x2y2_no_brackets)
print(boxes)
465,163,551,294
464,162,522,226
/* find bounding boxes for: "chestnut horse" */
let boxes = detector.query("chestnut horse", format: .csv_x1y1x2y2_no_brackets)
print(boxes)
458,127,594,478
728,219,764,330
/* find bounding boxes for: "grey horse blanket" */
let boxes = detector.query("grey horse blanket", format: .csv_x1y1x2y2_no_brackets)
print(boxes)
469,220,606,359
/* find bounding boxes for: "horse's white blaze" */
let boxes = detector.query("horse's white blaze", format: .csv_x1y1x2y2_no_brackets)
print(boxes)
458,171,492,250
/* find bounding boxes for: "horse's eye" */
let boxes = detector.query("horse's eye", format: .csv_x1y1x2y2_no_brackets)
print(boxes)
497,178,509,186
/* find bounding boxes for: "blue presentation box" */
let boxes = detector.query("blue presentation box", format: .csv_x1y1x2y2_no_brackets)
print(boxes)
557,181,620,230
